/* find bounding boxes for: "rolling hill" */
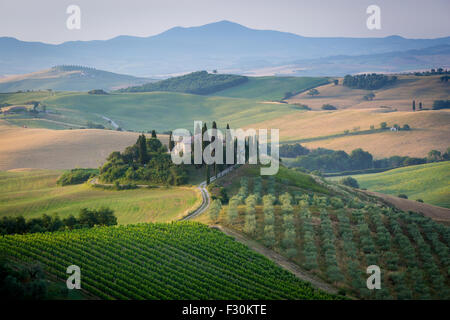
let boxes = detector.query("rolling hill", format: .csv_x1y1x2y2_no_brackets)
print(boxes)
0,90,297,131
119,71,248,94
212,76,328,100
344,161,450,208
1,21,449,76
0,120,156,170
0,65,152,92
287,74,450,111
193,164,450,299
252,108,450,158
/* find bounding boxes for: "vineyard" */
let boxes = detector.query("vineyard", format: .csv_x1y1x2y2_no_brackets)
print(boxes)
212,174,450,299
0,222,337,300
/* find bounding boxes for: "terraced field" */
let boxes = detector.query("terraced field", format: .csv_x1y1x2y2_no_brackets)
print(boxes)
0,222,337,300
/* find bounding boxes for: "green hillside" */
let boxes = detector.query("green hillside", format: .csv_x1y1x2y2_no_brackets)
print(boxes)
120,71,248,94
198,165,450,299
0,222,336,299
346,161,450,208
0,170,200,224
18,91,295,131
212,76,329,100
0,75,327,131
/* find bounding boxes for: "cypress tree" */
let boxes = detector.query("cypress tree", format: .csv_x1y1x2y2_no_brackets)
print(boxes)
151,130,157,138
137,134,148,165
212,121,217,176
206,165,211,185
168,131,175,151
202,123,208,166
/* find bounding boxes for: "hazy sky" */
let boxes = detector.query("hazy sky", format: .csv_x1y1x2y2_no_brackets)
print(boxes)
1,0,449,44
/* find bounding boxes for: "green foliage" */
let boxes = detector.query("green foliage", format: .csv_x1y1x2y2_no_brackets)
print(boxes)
88,89,108,95
244,194,257,235
0,207,117,235
209,199,222,222
214,76,327,100
57,168,98,186
300,207,318,270
363,92,375,101
343,74,397,90
280,143,310,158
290,147,375,173
340,176,359,188
99,135,186,186
86,121,105,129
321,104,337,110
0,260,48,300
432,100,450,110
120,71,248,95
227,197,239,223
307,88,320,96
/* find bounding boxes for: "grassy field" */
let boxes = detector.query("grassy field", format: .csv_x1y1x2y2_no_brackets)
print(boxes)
1,73,448,168
0,222,337,299
213,76,328,100
335,161,450,208
1,90,296,131
0,169,201,224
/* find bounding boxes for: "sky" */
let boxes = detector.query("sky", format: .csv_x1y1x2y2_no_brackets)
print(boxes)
0,0,449,44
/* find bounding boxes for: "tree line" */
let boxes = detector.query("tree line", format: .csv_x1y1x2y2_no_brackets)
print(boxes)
119,71,248,95
0,207,117,235
284,144,449,173
343,74,397,90
99,132,187,185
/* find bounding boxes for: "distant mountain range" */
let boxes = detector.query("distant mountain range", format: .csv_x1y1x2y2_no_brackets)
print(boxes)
1,20,449,77
292,44,450,76
0,66,151,92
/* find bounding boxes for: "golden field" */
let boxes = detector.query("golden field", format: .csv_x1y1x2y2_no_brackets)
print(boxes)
0,120,168,170
287,74,449,111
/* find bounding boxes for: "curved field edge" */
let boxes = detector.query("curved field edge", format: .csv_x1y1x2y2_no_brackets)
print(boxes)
0,222,338,300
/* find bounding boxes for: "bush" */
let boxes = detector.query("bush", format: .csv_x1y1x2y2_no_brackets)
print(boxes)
321,104,337,110
432,100,450,110
398,194,408,199
340,176,359,188
57,169,98,186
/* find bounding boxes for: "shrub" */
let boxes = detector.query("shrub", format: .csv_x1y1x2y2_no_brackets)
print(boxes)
340,176,359,188
57,168,98,186
321,104,337,110
398,194,408,199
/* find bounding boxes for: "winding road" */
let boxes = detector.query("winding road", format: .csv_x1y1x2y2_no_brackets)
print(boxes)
181,165,238,221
